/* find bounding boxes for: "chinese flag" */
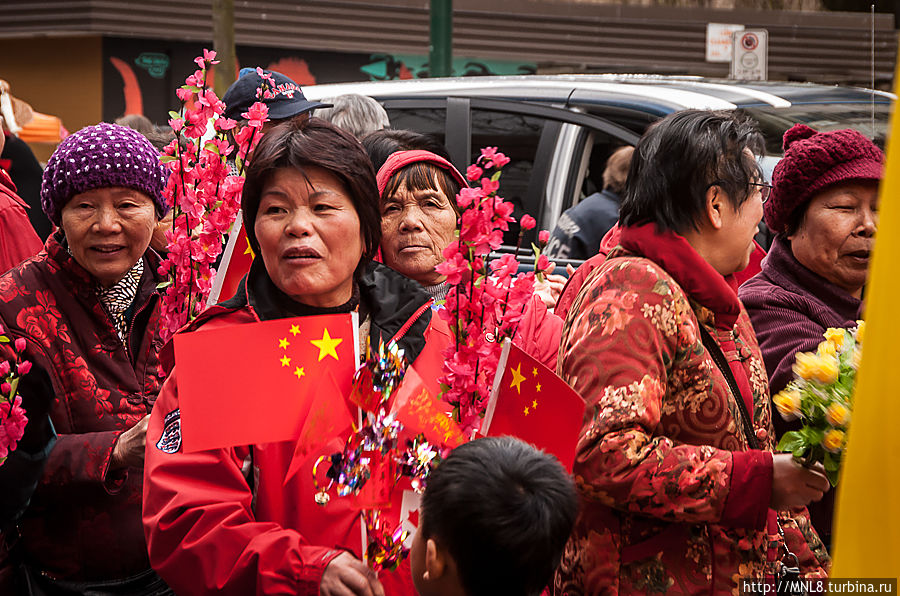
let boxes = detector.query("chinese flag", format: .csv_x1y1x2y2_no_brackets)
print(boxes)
480,340,585,470
174,313,358,452
209,217,255,305
832,69,900,577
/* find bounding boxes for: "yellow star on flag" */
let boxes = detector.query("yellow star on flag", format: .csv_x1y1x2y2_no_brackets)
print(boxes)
509,363,526,394
280,356,291,367
278,337,289,349
311,328,342,361
532,399,538,408
536,383,542,392
294,366,305,379
244,236,255,257
290,324,301,336
532,367,538,377
524,406,530,416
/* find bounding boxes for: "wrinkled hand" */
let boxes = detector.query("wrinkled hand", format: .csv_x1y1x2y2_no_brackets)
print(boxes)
320,552,385,596
533,263,568,310
111,415,150,470
771,453,830,510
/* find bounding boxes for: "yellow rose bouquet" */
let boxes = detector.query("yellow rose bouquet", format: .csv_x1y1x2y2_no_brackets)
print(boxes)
774,323,863,485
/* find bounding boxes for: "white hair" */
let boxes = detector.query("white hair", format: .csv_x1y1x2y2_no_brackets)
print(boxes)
314,94,389,139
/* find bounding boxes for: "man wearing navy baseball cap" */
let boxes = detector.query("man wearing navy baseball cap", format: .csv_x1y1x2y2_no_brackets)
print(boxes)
223,68,331,127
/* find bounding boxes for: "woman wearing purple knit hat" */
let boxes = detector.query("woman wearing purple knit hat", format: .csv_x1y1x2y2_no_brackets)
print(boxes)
739,123,883,548
0,123,174,593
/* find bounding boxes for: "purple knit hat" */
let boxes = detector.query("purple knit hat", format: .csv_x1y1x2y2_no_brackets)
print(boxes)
40,122,168,225
765,124,883,234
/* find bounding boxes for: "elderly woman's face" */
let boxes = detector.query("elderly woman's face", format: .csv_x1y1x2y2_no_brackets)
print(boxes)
381,178,457,287
789,181,878,298
255,166,363,307
60,187,156,287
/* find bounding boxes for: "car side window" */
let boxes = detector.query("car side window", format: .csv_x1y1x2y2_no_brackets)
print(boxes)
469,109,550,245
385,107,447,144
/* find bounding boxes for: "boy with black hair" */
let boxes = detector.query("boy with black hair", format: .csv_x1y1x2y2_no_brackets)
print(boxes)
410,436,578,596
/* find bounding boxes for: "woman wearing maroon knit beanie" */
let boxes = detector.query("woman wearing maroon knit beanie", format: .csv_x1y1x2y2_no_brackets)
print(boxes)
739,123,883,549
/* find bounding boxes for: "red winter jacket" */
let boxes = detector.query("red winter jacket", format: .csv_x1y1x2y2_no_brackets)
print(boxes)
0,168,42,274
0,232,165,581
143,261,448,596
553,224,827,595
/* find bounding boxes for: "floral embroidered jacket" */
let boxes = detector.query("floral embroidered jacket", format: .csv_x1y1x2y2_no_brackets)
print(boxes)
553,224,828,596
0,231,165,581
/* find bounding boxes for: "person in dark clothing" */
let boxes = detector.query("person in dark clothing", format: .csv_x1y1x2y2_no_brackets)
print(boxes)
1,133,50,241
739,124,882,549
545,146,633,261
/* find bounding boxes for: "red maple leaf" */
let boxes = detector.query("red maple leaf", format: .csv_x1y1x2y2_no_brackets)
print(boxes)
407,509,419,528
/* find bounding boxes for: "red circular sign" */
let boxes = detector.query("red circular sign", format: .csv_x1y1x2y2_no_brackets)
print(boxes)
741,33,759,51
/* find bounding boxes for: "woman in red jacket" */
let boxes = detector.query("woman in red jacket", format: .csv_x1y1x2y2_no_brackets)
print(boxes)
143,119,447,596
554,110,829,595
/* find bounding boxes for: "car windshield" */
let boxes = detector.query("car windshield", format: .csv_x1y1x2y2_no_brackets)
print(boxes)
743,103,891,156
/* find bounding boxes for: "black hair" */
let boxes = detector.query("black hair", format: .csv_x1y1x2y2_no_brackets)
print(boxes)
361,129,451,173
241,117,381,277
421,437,578,596
619,110,765,234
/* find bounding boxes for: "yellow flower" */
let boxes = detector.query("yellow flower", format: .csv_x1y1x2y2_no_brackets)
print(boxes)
852,347,862,369
817,340,836,358
773,389,802,420
825,403,851,427
823,428,845,453
854,320,865,344
812,356,840,385
792,352,818,381
824,328,846,350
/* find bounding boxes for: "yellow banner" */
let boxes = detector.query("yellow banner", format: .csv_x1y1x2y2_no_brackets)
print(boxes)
832,67,900,575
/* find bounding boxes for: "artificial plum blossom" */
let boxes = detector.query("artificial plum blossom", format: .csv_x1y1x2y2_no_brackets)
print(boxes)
539,230,550,245
438,147,541,434
520,214,536,230
158,50,267,341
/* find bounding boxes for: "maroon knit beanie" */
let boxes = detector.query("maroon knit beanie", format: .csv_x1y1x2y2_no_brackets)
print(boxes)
764,124,883,234
40,122,168,225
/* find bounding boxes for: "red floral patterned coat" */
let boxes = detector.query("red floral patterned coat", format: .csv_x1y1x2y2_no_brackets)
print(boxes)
0,232,165,581
553,225,828,596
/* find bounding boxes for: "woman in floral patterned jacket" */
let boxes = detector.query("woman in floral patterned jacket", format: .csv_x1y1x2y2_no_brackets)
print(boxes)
0,123,172,594
554,110,830,596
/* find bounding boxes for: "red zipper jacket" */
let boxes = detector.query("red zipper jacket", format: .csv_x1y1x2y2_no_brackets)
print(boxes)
143,261,447,596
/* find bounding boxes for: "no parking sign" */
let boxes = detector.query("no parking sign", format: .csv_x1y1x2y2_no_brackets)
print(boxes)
730,29,768,81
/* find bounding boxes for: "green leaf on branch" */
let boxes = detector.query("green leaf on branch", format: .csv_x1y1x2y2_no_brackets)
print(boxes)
777,430,806,453
168,110,182,120
159,155,176,163
490,171,502,182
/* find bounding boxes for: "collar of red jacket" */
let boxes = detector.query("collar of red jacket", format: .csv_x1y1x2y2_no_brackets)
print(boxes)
375,150,467,197
618,223,741,330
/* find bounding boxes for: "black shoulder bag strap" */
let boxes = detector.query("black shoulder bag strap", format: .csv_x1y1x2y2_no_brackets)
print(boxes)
697,324,760,450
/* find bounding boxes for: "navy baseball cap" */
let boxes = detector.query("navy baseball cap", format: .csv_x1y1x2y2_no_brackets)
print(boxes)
222,68,331,121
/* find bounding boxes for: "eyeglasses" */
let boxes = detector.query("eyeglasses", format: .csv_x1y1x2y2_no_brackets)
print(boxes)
748,182,772,204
